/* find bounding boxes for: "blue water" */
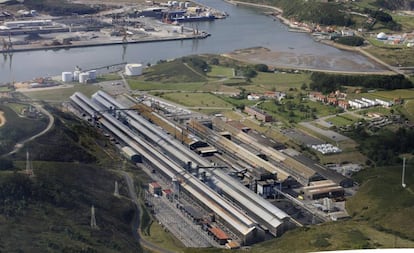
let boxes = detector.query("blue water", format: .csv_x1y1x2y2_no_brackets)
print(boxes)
0,0,382,83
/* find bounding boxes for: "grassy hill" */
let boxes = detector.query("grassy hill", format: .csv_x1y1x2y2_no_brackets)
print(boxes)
139,57,209,84
0,106,147,253
0,104,48,155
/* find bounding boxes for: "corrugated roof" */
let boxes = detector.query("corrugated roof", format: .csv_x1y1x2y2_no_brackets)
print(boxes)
209,227,229,240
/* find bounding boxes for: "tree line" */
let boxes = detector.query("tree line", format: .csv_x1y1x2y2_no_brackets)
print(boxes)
349,126,414,166
309,73,413,94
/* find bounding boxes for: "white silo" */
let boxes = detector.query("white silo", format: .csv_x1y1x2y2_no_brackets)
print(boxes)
88,70,97,80
79,72,89,84
125,63,143,76
61,72,73,82
73,70,80,81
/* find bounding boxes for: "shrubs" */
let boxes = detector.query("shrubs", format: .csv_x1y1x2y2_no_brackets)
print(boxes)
335,36,365,47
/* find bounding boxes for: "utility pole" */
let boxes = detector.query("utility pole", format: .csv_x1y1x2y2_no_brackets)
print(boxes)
26,150,34,177
114,181,120,197
402,157,406,188
91,205,98,230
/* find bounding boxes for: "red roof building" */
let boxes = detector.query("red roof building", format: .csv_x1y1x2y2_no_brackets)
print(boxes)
208,226,230,245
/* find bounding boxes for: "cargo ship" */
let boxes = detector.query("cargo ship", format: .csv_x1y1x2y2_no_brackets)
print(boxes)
169,13,216,22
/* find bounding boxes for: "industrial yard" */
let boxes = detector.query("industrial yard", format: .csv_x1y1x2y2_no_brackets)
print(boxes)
0,1,226,53
68,88,355,248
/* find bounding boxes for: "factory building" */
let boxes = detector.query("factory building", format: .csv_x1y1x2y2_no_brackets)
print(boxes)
244,106,273,122
149,182,162,196
1,19,53,29
71,91,302,245
301,180,345,200
121,146,142,163
256,179,277,199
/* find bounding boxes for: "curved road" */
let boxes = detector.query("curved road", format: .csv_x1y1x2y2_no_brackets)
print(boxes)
122,171,176,253
3,103,55,157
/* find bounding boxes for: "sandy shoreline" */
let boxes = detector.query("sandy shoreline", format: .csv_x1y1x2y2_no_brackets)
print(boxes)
224,0,406,75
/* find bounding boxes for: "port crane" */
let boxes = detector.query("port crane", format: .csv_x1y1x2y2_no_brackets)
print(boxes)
2,34,13,52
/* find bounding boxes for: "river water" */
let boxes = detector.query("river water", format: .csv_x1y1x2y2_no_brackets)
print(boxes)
0,0,383,83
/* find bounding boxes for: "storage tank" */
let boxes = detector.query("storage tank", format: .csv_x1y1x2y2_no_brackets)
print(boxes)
125,63,143,76
376,32,387,40
61,72,73,82
73,70,80,81
88,70,97,80
79,72,89,84
184,2,190,8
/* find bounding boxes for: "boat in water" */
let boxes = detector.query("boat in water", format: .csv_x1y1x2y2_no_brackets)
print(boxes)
170,12,216,22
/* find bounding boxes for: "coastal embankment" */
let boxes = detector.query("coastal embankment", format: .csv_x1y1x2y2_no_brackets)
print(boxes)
222,47,396,75
0,33,209,54
224,0,406,75
224,0,310,32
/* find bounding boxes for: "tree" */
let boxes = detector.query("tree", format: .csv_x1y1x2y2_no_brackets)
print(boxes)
301,83,308,90
254,64,269,72
0,159,13,170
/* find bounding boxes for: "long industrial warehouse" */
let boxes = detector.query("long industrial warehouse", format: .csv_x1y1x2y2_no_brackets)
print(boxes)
91,90,292,236
70,92,265,245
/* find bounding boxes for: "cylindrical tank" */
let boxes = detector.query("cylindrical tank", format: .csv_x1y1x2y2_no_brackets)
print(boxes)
79,73,89,84
61,72,73,82
88,70,97,80
125,63,143,76
179,2,185,8
73,70,80,81
184,2,190,8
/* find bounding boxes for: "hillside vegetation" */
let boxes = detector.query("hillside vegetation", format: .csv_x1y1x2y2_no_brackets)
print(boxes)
139,57,209,83
0,106,144,252
0,104,48,155
238,0,353,26
375,0,414,10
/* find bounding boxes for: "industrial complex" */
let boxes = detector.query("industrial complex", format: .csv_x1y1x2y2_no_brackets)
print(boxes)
69,90,353,247
0,1,226,53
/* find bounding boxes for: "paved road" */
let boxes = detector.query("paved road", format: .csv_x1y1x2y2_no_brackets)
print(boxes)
299,121,349,142
3,103,55,157
122,171,176,253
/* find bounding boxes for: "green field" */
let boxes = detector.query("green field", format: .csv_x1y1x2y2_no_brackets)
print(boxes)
208,65,234,77
249,72,310,92
21,84,99,102
6,102,28,115
364,46,414,67
128,80,204,91
347,163,414,240
158,92,233,108
259,99,338,124
143,221,185,253
0,86,11,92
327,114,360,127
393,14,414,32
406,100,414,119
357,106,393,116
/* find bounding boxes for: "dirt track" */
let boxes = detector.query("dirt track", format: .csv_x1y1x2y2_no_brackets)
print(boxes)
0,111,5,127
